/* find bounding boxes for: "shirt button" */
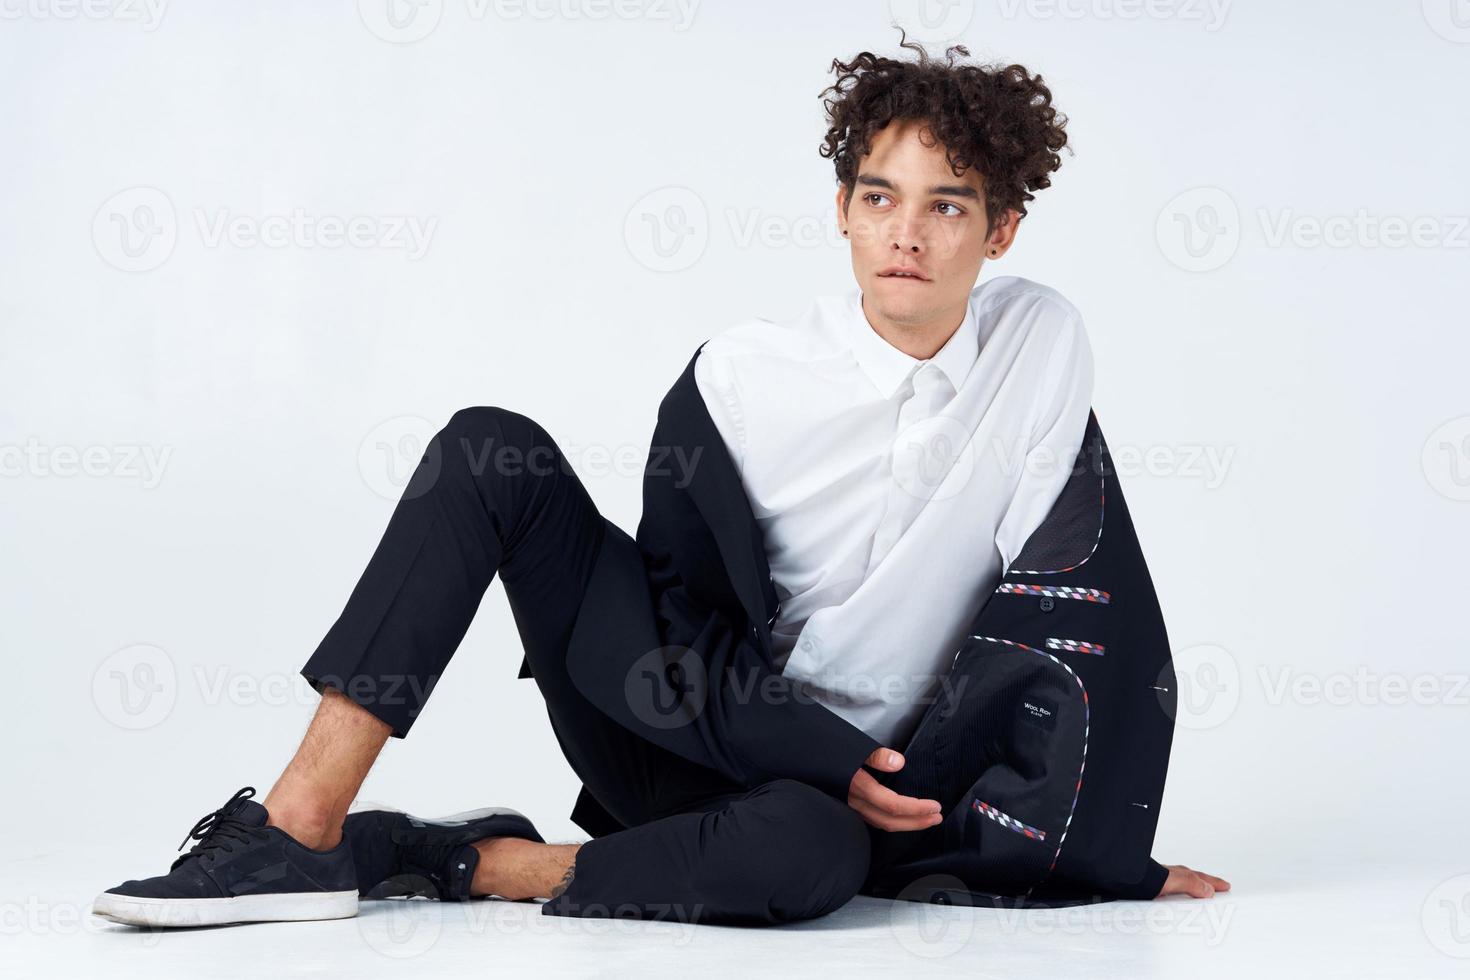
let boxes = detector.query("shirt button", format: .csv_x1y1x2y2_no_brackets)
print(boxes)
801,639,813,652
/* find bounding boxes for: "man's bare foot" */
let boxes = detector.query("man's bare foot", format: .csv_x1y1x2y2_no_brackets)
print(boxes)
1157,864,1232,899
470,838,582,901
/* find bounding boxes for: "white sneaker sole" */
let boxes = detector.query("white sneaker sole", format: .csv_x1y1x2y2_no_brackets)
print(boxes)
91,890,359,928
347,801,529,826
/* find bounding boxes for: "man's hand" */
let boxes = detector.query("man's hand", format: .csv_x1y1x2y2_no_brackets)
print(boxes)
848,747,944,832
1156,864,1232,899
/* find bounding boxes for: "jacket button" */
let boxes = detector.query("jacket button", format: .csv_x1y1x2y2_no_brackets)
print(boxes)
930,891,950,905
1040,596,1055,612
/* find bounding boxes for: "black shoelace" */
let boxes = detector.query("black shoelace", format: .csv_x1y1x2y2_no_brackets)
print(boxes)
173,786,270,867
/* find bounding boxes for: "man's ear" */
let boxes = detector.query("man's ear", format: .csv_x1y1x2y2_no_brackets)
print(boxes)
835,184,850,237
985,208,1022,259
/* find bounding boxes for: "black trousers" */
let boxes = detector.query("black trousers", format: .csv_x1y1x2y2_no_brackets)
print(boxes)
301,407,872,926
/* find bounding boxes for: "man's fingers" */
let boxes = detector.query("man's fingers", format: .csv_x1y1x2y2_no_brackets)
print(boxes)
848,772,942,831
865,747,905,772
859,779,941,818
1182,872,1214,898
1196,871,1232,891
849,796,944,832
1160,865,1219,899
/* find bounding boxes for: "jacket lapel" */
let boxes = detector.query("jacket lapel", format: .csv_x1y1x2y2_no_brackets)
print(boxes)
663,345,778,643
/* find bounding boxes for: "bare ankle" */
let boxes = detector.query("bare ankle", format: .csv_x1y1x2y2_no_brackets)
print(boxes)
262,796,341,850
470,838,581,901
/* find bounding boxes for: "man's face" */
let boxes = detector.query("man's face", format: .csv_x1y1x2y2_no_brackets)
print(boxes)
836,118,1017,333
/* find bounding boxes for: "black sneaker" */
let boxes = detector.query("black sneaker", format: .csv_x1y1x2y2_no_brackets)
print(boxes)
344,804,545,901
93,787,358,928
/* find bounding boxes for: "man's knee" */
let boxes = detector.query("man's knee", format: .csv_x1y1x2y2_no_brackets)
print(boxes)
438,406,563,482
749,779,871,922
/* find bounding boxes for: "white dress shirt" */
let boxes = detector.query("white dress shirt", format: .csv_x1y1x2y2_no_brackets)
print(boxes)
694,275,1095,748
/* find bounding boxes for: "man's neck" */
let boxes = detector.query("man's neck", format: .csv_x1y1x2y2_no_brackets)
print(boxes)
860,294,967,361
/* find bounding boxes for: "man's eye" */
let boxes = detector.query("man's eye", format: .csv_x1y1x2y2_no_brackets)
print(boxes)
934,202,964,216
864,192,891,207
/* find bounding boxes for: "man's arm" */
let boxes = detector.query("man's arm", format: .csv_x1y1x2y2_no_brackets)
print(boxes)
636,512,884,800
988,304,1230,900
994,305,1094,570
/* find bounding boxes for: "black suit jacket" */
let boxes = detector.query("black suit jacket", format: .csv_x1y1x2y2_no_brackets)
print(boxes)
530,343,1174,903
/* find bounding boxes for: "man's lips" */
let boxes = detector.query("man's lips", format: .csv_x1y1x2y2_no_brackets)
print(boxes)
876,267,930,281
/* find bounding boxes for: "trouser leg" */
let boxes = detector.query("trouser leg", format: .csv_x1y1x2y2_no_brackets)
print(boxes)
300,405,735,827
542,778,872,926
301,407,870,925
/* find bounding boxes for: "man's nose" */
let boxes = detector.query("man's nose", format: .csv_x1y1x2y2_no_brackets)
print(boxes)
890,213,924,253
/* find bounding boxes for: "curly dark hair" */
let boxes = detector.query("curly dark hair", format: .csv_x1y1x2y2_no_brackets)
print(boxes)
818,29,1071,236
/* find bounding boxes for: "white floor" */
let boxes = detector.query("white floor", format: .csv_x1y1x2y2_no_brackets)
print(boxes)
5,849,1466,978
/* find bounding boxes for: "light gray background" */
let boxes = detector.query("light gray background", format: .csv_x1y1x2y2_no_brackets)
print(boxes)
2,1,1468,975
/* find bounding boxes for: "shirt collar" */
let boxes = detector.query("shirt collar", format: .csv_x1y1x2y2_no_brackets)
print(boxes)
844,290,979,399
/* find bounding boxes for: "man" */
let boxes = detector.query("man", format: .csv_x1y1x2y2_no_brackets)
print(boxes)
93,36,1227,930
